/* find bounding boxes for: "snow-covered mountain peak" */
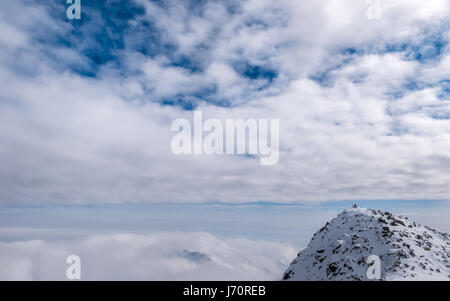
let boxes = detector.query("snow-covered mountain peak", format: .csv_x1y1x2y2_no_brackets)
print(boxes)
282,207,450,281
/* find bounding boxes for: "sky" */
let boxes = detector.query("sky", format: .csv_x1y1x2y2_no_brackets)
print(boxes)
0,0,449,280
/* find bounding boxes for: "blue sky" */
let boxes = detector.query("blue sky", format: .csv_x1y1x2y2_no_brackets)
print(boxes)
0,0,450,253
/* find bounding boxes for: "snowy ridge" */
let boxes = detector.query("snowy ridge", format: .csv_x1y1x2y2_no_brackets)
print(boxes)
282,208,450,281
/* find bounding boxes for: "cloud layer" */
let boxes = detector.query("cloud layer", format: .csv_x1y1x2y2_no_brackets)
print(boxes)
0,0,449,204
0,232,296,280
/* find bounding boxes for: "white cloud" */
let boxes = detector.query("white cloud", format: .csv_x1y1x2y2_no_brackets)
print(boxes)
0,232,296,280
0,0,449,205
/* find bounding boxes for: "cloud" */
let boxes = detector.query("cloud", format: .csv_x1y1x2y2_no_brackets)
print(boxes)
0,0,449,205
0,232,296,280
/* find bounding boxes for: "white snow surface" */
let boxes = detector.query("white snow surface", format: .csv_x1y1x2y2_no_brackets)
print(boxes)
282,208,450,281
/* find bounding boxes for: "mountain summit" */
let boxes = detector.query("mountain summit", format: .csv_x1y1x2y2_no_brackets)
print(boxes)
282,207,449,280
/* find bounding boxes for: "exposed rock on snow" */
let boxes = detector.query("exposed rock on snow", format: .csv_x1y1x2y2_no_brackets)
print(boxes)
283,208,450,281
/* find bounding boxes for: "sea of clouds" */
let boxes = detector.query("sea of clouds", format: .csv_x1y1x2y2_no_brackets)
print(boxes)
0,232,296,280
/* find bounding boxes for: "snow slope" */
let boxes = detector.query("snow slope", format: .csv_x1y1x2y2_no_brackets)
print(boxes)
282,207,450,281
